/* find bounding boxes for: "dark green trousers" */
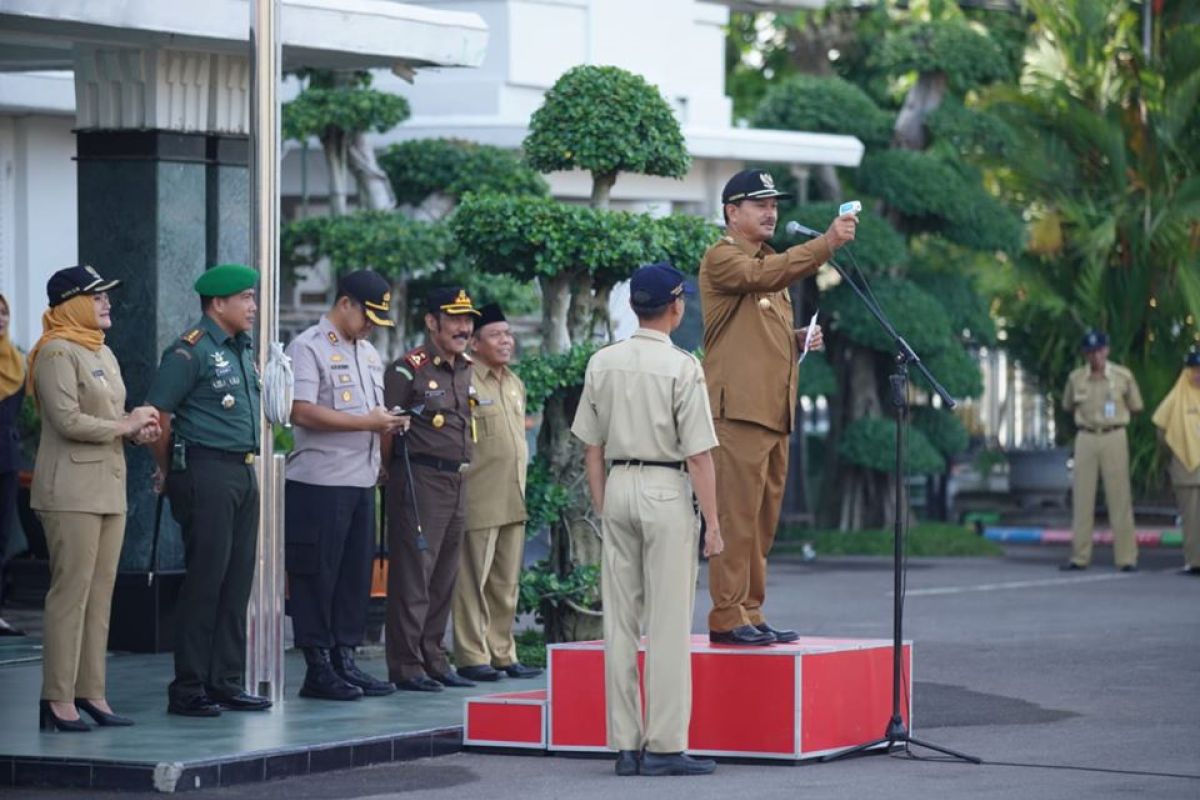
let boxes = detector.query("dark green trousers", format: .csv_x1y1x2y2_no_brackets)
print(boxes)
167,457,259,701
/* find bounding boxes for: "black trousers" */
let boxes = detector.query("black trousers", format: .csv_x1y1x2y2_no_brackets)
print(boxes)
166,458,259,701
0,469,16,609
284,481,374,649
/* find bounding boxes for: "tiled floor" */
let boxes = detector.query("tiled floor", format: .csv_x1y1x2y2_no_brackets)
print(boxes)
0,646,545,791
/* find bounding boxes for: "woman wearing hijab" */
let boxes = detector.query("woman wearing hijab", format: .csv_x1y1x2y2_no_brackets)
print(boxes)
30,265,160,732
0,293,25,637
1153,348,1200,576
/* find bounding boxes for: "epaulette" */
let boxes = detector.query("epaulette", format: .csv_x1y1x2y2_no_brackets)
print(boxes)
180,328,203,346
404,346,428,370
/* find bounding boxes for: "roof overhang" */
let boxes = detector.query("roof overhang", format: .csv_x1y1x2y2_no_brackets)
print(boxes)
375,117,864,168
0,0,488,73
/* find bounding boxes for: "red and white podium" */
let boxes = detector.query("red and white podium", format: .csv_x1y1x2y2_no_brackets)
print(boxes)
465,635,912,761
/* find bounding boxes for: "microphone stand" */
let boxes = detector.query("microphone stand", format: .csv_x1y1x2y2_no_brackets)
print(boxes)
795,228,979,764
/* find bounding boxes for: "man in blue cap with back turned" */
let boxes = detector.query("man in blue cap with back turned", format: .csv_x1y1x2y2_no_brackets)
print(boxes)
147,264,272,717
572,262,723,777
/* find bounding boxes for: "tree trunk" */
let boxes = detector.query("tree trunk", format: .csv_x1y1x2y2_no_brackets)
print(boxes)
321,128,350,216
812,164,842,204
540,273,573,355
892,72,947,151
590,171,617,210
347,131,396,211
567,271,597,343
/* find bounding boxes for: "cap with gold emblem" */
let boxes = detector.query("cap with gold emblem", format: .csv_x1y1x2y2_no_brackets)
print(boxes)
426,286,481,317
46,265,122,307
721,169,792,205
337,269,395,328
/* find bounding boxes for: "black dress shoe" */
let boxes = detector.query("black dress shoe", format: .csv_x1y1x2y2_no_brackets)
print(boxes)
458,664,503,682
709,625,775,646
755,623,799,643
395,675,444,693
75,699,134,727
211,690,273,711
330,646,394,697
39,700,90,732
1059,562,1087,571
499,663,543,679
1181,566,1200,576
615,750,640,776
1118,564,1138,573
431,671,476,688
167,695,222,718
640,752,716,777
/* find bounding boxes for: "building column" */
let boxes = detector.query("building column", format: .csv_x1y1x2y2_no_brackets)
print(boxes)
73,46,249,650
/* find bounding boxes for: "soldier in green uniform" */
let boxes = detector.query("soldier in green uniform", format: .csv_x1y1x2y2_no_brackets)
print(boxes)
146,264,272,717
1061,330,1144,572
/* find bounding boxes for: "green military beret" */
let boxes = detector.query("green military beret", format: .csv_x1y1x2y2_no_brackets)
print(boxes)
195,264,259,298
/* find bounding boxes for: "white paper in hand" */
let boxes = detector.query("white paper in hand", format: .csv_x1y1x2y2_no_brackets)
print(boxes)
798,310,819,364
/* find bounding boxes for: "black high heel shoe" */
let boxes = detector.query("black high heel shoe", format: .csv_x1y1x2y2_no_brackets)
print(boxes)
39,700,90,732
75,698,134,727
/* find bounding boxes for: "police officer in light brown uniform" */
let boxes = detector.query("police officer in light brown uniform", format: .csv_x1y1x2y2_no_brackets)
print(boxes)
451,303,542,682
1061,330,1144,572
573,262,723,778
700,169,856,646
383,287,479,692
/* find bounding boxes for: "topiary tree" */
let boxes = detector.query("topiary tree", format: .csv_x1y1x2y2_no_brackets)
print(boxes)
523,65,690,210
282,70,409,214
744,5,1023,529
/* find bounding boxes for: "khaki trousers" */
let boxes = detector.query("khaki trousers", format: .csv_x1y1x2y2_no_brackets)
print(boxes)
1174,484,1200,569
707,417,788,632
452,522,526,668
1071,429,1137,568
39,511,125,702
602,465,698,753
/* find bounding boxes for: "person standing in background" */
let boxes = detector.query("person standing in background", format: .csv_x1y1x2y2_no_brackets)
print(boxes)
452,303,541,683
1152,347,1200,576
1060,330,1144,572
0,293,26,637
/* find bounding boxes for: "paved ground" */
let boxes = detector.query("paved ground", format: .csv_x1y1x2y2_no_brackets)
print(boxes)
9,543,1200,799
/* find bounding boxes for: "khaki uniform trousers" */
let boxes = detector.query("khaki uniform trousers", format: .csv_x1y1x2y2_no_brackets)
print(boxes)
1174,484,1200,569
452,522,525,668
708,417,788,632
1071,429,1137,568
39,511,125,702
602,465,698,754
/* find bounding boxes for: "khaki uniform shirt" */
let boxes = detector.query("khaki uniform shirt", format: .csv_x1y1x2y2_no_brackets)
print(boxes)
1062,361,1144,431
699,233,832,434
571,329,718,460
285,315,386,488
30,340,127,515
384,343,474,463
465,362,528,530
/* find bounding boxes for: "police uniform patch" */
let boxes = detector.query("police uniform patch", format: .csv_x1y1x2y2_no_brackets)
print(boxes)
180,328,203,346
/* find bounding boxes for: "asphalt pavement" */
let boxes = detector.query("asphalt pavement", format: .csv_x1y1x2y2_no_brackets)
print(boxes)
11,543,1199,799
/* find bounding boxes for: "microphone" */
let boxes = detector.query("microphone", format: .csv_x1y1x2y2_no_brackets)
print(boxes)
785,220,822,239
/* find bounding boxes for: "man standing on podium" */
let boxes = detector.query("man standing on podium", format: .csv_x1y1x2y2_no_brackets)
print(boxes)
700,170,857,646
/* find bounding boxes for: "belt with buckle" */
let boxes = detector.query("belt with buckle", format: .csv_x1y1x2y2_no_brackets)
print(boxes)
1082,426,1122,435
408,453,469,473
611,459,685,470
189,445,256,465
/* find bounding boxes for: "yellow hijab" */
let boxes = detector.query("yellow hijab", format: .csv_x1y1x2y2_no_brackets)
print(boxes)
26,294,104,401
1152,368,1200,473
0,294,24,400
